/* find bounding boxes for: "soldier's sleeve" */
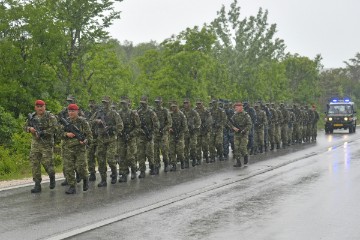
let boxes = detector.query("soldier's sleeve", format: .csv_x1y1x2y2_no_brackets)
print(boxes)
132,111,141,135
206,111,213,129
83,119,93,143
263,112,268,126
194,110,201,129
114,111,124,134
43,113,58,137
151,110,160,134
164,109,172,131
181,112,188,134
245,114,252,132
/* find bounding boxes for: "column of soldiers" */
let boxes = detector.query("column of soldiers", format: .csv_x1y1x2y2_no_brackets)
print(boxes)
25,97,319,194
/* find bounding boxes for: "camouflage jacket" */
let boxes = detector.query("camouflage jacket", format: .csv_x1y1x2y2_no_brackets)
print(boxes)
91,107,123,140
137,106,160,139
182,108,201,133
61,116,93,148
170,110,188,137
254,109,268,128
154,106,172,135
195,106,212,135
230,111,252,135
118,108,140,139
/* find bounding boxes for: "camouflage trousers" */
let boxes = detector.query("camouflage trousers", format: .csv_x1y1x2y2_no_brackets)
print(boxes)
63,145,88,187
209,128,224,160
247,126,255,150
234,132,249,160
281,124,288,146
302,125,307,141
169,134,185,165
254,126,264,148
292,124,301,143
184,132,198,161
137,136,155,171
196,133,210,161
306,124,312,140
312,124,317,140
30,146,55,183
268,124,275,145
287,126,293,144
154,133,170,166
88,140,97,175
223,128,234,157
274,124,281,145
97,137,118,179
118,137,137,175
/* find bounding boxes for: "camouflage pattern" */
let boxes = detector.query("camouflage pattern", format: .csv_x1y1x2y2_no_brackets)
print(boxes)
231,109,252,161
137,101,160,172
118,100,140,176
266,103,277,149
195,101,212,163
85,101,99,175
62,116,92,187
209,100,227,161
91,98,124,180
292,104,302,144
279,103,289,147
244,103,257,154
25,111,57,183
261,103,272,151
153,98,172,170
169,105,187,167
312,107,319,141
272,104,282,148
305,106,315,142
287,108,296,145
182,100,201,165
301,107,308,142
223,102,235,158
254,105,267,153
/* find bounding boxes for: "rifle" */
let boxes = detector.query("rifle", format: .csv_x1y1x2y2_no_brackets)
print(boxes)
140,115,152,141
95,110,113,137
171,120,180,143
59,117,88,145
27,113,44,140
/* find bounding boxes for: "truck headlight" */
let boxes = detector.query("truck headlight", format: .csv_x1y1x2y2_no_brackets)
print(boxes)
328,117,333,121
344,117,348,121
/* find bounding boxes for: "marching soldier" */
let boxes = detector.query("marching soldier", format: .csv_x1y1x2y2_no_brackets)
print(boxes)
25,100,57,193
209,99,227,162
195,99,212,164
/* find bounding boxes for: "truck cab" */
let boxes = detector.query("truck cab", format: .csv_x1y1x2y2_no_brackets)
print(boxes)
325,98,356,134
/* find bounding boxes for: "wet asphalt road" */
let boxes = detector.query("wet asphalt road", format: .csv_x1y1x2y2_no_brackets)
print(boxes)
1,130,360,240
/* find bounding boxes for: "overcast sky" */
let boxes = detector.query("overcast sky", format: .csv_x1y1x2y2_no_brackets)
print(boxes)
108,0,360,69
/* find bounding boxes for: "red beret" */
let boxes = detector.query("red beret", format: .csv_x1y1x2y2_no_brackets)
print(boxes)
233,102,243,107
68,104,79,110
35,100,45,106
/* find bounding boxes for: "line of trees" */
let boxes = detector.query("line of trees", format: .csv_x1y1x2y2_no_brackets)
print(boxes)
0,0,359,179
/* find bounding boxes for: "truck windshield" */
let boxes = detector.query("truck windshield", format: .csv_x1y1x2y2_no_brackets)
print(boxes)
328,104,352,114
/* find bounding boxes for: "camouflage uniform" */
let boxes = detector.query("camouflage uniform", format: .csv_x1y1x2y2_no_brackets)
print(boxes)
182,99,201,167
301,107,308,142
137,96,160,178
153,97,172,172
292,104,302,144
169,102,188,171
244,102,257,154
84,100,99,181
261,103,272,151
231,103,252,167
287,108,296,145
223,101,235,159
61,114,92,193
25,106,57,193
209,99,227,162
279,103,289,148
272,103,282,149
117,97,140,182
311,106,319,141
305,105,314,142
254,104,267,153
266,103,277,150
91,96,123,186
195,100,212,164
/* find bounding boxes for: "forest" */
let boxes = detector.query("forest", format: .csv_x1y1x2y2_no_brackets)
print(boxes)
1,0,359,179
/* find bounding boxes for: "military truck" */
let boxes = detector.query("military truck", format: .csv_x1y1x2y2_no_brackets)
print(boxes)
324,98,356,134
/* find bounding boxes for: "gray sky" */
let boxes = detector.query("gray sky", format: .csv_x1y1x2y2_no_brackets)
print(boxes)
108,0,360,69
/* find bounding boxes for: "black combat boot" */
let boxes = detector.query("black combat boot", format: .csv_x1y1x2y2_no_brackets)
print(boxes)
244,155,249,165
89,173,96,181
184,160,190,168
131,170,136,179
233,159,242,168
61,179,68,186
138,171,145,178
75,170,81,183
65,186,76,194
276,143,280,149
170,164,177,172
259,146,263,153
196,159,201,165
118,174,128,183
154,167,160,175
31,182,41,193
83,177,89,191
223,154,229,160
264,144,268,152
164,161,170,172
205,157,209,163
192,159,196,167
270,143,274,151
180,161,185,169
49,175,56,189
98,176,107,187
111,169,118,184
